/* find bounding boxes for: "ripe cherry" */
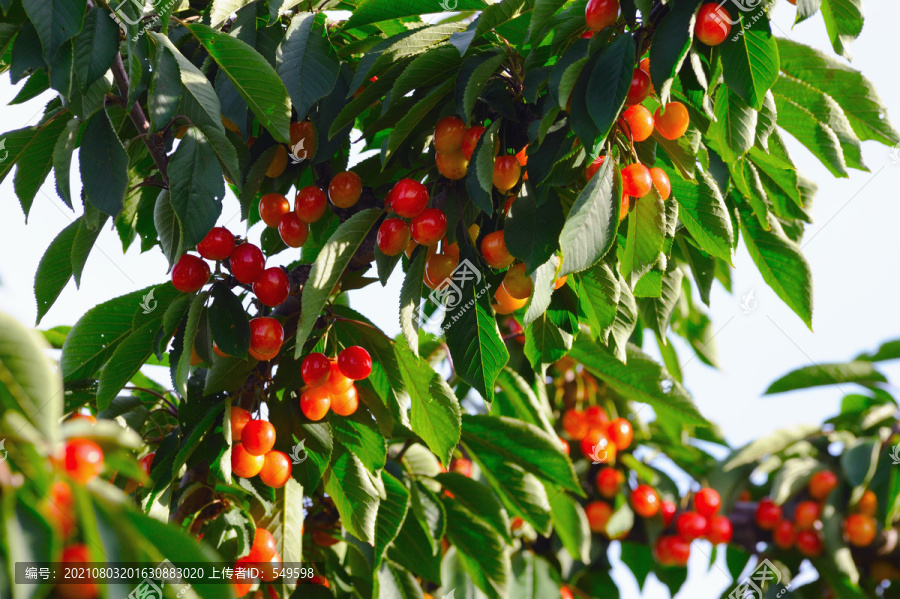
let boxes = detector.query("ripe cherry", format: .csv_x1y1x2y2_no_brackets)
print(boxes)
640,57,650,73
654,535,689,566
436,151,468,180
260,451,291,488
630,485,660,518
694,488,721,518
621,163,652,197
584,406,609,428
796,530,823,557
554,275,567,289
338,346,372,380
387,178,429,218
626,68,651,105
58,544,97,599
139,452,155,477
596,467,624,498
558,437,570,454
252,267,289,307
266,145,288,178
619,105,654,142
312,529,339,547
46,481,75,538
300,386,331,421
461,126,486,161
241,420,276,456
328,171,362,209
63,439,104,483
197,227,235,261
794,500,821,530
481,230,515,269
493,284,527,315
231,406,252,441
230,243,265,285
259,193,291,227
434,116,467,154
278,212,309,248
377,218,412,257
773,519,796,549
172,254,210,293
259,553,283,582
580,428,616,463
844,513,877,547
67,413,97,424
232,443,265,478
585,0,619,31
560,587,574,599
856,490,877,516
302,353,331,387
607,418,633,450
676,511,708,541
249,317,284,360
585,501,613,533
808,470,838,500
493,156,521,192
290,121,317,159
654,102,689,140
410,208,447,246
661,500,677,526
707,515,733,544
502,263,533,300
586,155,606,181
247,528,278,562
562,409,588,440
325,360,354,394
649,167,671,200
754,498,781,530
425,254,458,289
294,186,328,223
450,457,473,477
695,3,731,46
332,384,359,416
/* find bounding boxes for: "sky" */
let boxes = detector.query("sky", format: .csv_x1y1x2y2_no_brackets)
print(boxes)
1,2,899,597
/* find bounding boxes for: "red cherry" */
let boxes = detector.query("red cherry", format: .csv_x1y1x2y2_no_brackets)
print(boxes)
252,267,290,307
300,386,331,421
625,68,651,105
808,470,838,500
139,452,155,477
249,317,283,358
794,500,821,530
501,263,533,300
844,514,877,547
230,243,266,284
619,105,654,142
754,498,781,530
434,116,467,154
410,208,447,246
773,519,796,549
247,528,278,562
259,193,291,227
796,530,823,557
63,439,104,483
667,536,691,566
607,418,633,450
295,186,327,223
337,346,372,380
241,420,276,456
461,126,486,161
562,409,588,440
584,406,609,428
492,156,521,192
387,178,429,218
425,253,458,290
328,171,362,209
649,167,671,200
58,544,97,599
278,212,309,248
580,428,616,463
694,488,721,518
621,164,652,197
585,501,613,533
46,481,75,538
707,517,733,544
172,254,210,293
260,451,291,488
324,360,354,394
676,511,708,541
558,437,570,454
654,102,690,140
231,406,252,441
695,3,731,46
332,384,359,416
585,0,619,31
302,353,331,387
480,230,515,269
232,443,265,478
596,467,624,498
377,218,412,256
661,500,677,526
560,587,574,599
630,485,660,518
197,227,235,261
586,155,606,180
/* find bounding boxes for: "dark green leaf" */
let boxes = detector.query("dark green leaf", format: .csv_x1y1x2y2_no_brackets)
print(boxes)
465,120,500,214
324,446,381,543
441,499,508,599
549,492,590,562
208,283,250,358
506,183,564,273
766,361,886,394
79,108,128,216
73,6,118,89
168,127,225,247
399,247,427,355
21,0,85,65
720,11,779,110
620,188,665,284
586,34,634,139
345,0,489,29
456,49,505,122
648,0,699,102
276,12,340,121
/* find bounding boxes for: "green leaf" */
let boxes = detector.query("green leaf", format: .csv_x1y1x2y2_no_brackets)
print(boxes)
325,446,381,543
573,261,619,340
148,44,181,132
154,190,183,270
558,154,619,276
506,183,564,273
765,361,886,394
524,313,573,369
374,471,410,570
528,0,568,41
79,108,128,216
441,499,508,599
174,292,207,398
52,115,79,208
707,85,757,162
384,78,454,165
740,211,813,328
666,168,733,263
772,87,847,178
456,49,505,123
648,0,698,102
21,0,85,65
73,6,118,89
434,472,511,543
276,13,340,121
210,0,255,27
188,23,291,144
522,255,558,327
95,319,160,410
722,423,821,470
14,110,72,215
820,0,862,60
549,492,590,562
399,247,427,355
769,456,819,504
841,438,880,489
294,209,382,355
465,120,500,214
167,127,225,247
392,45,462,106
34,219,79,325
345,0,488,29
472,0,536,44
208,283,250,358
638,265,683,341
569,339,708,426
333,407,387,472
388,485,444,583
620,188,665,284
720,11,779,110
586,34,635,140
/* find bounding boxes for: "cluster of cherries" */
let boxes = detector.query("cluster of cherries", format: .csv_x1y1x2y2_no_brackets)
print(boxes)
298,346,373,421
432,116,525,194
585,0,733,47
230,408,292,488
754,470,879,555
230,527,331,597
562,406,634,464
376,178,448,256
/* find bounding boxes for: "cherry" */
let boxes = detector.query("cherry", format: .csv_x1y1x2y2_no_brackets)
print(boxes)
300,386,331,421
46,481,75,538
332,384,359,416
232,442,265,478
252,267,290,307
596,467,624,498
560,587,574,599
619,105,654,142
654,102,689,140
796,530,823,557
856,489,877,516
844,513,877,547
558,437,570,454
676,511,708,540
584,406,609,428
773,519,796,549
555,275,567,289
230,243,266,284
197,227,235,261
425,254,458,289
58,544,97,599
328,171,362,208
649,167,671,200
461,125,486,160
241,420,276,456
808,470,838,500
450,457,473,477
580,428,616,463
259,552,283,581
695,3,731,46
337,346,372,380
562,409,588,440
640,57,650,73
231,406,253,441
516,146,528,178
309,574,331,587
621,163,652,197
377,218,412,257
67,413,97,424
172,254,210,293
626,68,651,105
493,284,527,315
189,344,203,366
630,485,660,518
312,530,340,547
247,528,278,562
694,488,721,518
278,212,309,248
654,535,690,566
585,0,619,31
585,500,613,533
249,317,284,359
294,186,327,223
607,418,633,450
387,178,429,218
302,353,331,387
493,156,521,192
324,360,354,394
481,230,515,269
266,145,288,178
260,450,291,488
63,439,104,483
290,121,317,159
502,263,533,300
661,500,677,526
410,208,447,246
754,498,781,530
434,116,467,154
436,151,468,180
139,452,155,477
794,500,821,530
259,193,291,227
586,155,606,180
